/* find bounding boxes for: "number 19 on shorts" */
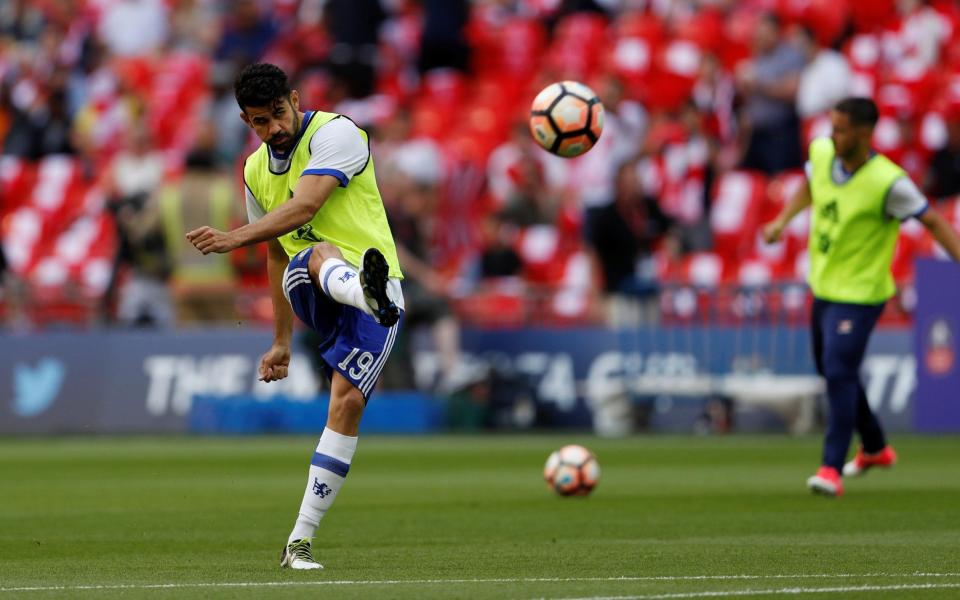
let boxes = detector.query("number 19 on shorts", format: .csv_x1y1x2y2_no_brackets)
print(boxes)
338,348,375,380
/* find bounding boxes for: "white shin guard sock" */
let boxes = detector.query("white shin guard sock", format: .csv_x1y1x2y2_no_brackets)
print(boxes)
316,258,373,316
288,428,359,543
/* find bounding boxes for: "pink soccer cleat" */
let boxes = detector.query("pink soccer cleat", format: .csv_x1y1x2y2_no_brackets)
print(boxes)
843,445,897,478
807,465,843,497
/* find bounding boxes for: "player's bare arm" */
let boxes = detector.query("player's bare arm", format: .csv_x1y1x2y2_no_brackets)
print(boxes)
259,238,294,382
763,177,812,244
918,208,960,262
186,175,340,255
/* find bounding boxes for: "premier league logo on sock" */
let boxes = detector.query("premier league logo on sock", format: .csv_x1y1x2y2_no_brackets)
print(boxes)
312,478,333,498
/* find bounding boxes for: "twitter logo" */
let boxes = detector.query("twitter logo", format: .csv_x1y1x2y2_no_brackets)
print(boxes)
12,358,65,417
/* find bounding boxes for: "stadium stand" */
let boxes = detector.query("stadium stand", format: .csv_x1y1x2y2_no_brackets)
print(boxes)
3,0,960,329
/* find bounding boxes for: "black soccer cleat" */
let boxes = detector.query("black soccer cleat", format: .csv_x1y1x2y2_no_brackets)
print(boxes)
280,538,323,570
360,248,400,327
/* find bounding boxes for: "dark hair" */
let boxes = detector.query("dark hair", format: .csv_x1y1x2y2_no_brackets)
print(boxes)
834,97,880,128
759,12,781,30
234,63,291,110
796,25,816,44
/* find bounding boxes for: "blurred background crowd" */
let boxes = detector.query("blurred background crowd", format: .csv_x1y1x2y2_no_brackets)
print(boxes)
3,0,960,343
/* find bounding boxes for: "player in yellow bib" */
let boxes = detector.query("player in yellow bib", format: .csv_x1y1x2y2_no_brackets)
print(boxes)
764,97,960,497
187,63,403,568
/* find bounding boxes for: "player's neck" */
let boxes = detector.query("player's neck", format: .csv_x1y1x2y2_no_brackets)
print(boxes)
291,111,308,138
839,148,871,175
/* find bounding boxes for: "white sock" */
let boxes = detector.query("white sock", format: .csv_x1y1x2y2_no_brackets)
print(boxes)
288,427,358,543
316,258,373,316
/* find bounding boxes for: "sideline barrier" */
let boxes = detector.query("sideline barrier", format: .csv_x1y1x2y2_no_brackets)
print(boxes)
0,326,917,434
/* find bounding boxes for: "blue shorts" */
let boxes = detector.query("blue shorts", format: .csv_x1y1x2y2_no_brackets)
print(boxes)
284,247,401,400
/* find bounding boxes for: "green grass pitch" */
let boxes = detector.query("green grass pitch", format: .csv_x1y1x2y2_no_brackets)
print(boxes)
1,435,959,599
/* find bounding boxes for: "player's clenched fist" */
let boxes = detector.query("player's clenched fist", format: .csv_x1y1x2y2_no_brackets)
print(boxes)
186,226,238,254
258,344,291,382
762,220,784,245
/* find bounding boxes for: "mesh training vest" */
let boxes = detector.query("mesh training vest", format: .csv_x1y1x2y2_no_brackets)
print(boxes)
807,137,904,304
243,110,402,279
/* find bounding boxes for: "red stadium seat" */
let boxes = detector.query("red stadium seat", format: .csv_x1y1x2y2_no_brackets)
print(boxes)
800,0,850,47
0,157,37,215
547,12,610,80
499,18,548,80
455,282,529,328
673,8,726,53
12,0,960,330
517,225,566,285
845,34,882,70
848,0,897,32
710,171,767,264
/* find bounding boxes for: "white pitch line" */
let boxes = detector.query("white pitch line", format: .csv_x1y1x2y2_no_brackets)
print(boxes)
1,573,958,594
547,582,960,600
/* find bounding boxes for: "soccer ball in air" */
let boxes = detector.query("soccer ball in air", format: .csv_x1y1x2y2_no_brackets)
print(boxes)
529,81,604,158
543,444,601,496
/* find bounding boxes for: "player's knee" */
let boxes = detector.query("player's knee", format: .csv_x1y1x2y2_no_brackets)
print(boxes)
330,388,366,424
308,247,324,274
310,242,343,266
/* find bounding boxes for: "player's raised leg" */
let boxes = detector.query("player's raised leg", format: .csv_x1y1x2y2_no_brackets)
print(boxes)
281,373,364,570
309,242,399,327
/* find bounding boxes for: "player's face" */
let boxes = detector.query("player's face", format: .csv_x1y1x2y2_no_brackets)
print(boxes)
241,91,301,152
829,110,869,160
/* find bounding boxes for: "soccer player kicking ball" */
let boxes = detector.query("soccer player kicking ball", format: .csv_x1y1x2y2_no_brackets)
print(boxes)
187,63,402,567
764,97,960,498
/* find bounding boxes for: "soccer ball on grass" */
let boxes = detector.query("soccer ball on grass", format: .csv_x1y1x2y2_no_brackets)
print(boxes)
543,444,601,496
529,81,605,158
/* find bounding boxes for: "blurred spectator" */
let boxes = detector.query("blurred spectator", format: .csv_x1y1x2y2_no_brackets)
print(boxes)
203,64,253,168
5,0,960,332
167,0,221,54
794,26,851,120
0,83,11,143
737,13,805,174
3,71,74,159
887,115,928,185
165,128,239,323
553,0,612,18
324,0,386,98
476,213,523,280
488,121,568,215
927,111,960,199
70,67,141,168
66,39,109,122
215,0,277,73
418,0,471,73
372,107,414,185
102,125,172,327
0,0,46,43
0,241,27,330
586,160,673,325
98,0,169,57
578,75,646,236
636,102,712,251
887,0,949,75
498,154,557,228
692,53,736,151
388,170,464,392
